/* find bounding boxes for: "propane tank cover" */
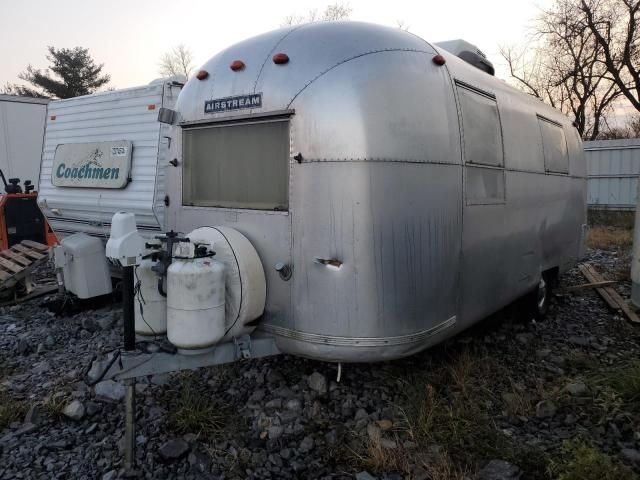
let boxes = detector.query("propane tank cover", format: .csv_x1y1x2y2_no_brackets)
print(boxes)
106,212,145,266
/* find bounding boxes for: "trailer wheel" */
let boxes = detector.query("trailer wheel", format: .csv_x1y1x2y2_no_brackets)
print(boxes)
524,276,549,320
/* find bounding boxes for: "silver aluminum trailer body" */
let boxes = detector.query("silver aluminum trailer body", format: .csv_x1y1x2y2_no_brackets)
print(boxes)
0,95,48,189
38,80,182,240
164,21,586,362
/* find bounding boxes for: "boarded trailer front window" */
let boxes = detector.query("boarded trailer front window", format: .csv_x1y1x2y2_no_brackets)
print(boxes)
537,116,569,174
182,119,289,210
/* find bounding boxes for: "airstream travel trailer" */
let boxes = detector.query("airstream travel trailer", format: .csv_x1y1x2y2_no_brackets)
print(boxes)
37,78,184,298
102,21,586,366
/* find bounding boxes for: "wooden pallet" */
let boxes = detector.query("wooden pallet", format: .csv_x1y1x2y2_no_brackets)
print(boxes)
578,263,640,324
0,240,51,297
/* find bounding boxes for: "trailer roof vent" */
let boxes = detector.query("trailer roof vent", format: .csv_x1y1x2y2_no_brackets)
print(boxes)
434,39,495,76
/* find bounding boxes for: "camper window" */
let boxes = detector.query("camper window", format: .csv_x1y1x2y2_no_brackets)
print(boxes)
456,81,504,167
182,119,289,210
465,166,505,204
537,116,569,174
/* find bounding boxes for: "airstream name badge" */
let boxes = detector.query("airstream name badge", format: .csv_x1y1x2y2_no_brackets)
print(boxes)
204,93,262,113
52,140,132,189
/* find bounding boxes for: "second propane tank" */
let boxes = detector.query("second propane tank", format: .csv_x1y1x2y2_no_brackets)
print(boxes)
167,245,226,350
134,257,167,335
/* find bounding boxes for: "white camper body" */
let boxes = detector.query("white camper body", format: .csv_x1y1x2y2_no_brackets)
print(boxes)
38,79,183,239
0,95,48,189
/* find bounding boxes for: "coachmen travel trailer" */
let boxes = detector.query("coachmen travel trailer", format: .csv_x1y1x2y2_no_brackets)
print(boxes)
37,78,184,298
95,22,585,470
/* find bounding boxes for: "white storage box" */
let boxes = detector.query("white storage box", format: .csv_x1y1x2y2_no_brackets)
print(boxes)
57,233,112,299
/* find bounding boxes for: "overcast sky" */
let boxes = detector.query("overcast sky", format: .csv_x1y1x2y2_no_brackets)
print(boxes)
1,0,552,89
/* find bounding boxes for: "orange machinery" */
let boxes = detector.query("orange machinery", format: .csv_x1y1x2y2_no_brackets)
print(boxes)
0,170,57,251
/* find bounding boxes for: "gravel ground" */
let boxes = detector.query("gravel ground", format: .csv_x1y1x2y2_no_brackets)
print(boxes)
1,247,639,480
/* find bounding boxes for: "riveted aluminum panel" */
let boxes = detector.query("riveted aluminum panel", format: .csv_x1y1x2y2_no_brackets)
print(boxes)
288,50,459,164
286,161,461,339
176,21,436,125
39,81,182,238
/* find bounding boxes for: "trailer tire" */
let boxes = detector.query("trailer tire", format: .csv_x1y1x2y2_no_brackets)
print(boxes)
523,276,550,320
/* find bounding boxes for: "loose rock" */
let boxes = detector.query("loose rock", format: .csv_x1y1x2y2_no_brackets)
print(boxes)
62,400,85,421
308,371,328,394
475,460,522,480
565,382,588,396
159,438,190,460
94,380,126,402
535,400,557,418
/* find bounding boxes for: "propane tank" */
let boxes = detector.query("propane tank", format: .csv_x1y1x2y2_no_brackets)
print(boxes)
134,257,167,335
166,243,226,350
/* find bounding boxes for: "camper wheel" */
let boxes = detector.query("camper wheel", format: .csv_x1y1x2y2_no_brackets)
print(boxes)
523,268,559,320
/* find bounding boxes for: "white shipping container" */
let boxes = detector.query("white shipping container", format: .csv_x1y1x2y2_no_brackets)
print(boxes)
0,95,49,189
38,79,183,239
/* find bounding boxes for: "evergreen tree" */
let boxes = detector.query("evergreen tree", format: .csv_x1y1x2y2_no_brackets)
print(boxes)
6,46,110,99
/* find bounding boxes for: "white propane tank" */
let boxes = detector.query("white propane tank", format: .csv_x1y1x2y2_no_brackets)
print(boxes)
166,247,226,350
187,227,266,341
134,258,167,335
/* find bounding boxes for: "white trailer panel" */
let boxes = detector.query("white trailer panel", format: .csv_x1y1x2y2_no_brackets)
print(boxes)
0,95,48,189
38,80,182,238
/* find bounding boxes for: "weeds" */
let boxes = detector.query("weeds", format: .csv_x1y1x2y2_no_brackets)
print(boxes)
357,432,411,474
606,361,640,401
586,227,632,250
565,350,600,372
44,395,66,419
502,381,531,417
0,390,28,430
387,351,549,477
168,382,228,440
553,440,637,480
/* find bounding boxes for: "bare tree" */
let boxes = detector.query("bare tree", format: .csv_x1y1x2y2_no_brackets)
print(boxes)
596,113,640,138
159,45,194,79
281,2,352,26
501,0,622,139
579,0,640,112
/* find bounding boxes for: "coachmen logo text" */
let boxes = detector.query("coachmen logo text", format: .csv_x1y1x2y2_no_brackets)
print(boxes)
204,93,262,113
52,141,132,189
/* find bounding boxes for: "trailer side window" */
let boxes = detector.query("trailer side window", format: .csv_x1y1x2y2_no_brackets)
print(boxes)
456,81,505,204
465,166,505,204
537,116,569,174
456,81,504,167
182,119,289,210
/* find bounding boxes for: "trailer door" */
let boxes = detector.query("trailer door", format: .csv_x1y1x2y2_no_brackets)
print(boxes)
455,80,510,324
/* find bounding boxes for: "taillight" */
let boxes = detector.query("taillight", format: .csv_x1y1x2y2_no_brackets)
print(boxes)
272,53,289,65
432,55,446,66
230,60,245,71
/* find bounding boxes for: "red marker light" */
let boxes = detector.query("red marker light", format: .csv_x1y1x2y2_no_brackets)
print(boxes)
50,115,56,120
432,55,446,66
272,53,289,65
147,104,156,110
230,60,245,71
196,70,209,80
